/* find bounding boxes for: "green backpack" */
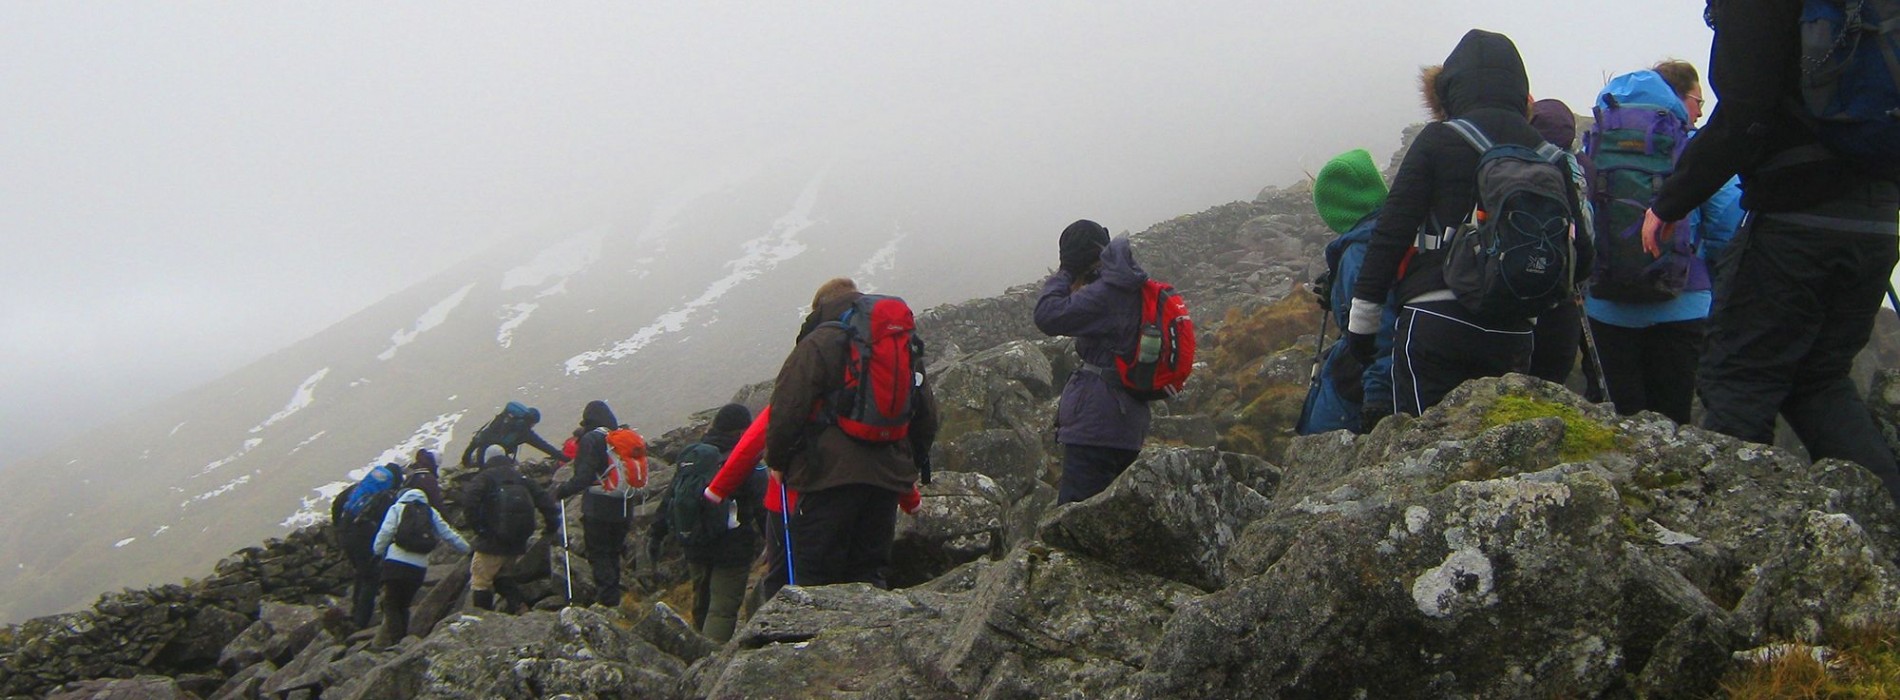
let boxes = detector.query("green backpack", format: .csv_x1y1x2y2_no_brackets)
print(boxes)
668,443,731,547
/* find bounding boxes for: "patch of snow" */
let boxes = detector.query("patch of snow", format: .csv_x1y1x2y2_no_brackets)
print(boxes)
281,410,466,529
169,422,186,436
251,368,330,433
152,526,170,537
378,283,477,361
113,537,136,548
496,303,539,348
183,474,253,508
350,378,373,388
502,229,604,291
193,438,265,478
852,230,907,293
564,172,825,375
1649,520,1703,546
289,431,327,455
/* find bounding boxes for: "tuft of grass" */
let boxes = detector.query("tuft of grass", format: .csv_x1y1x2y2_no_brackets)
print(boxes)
1721,626,1900,699
1482,395,1621,462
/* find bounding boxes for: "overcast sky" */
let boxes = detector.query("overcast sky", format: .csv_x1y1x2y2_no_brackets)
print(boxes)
1,3,1720,464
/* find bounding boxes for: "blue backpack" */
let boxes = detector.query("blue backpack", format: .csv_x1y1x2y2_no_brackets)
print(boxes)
1798,0,1900,179
342,464,400,519
1434,119,1578,321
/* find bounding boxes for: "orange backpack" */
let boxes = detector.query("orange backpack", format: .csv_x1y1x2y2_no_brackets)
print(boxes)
591,427,649,496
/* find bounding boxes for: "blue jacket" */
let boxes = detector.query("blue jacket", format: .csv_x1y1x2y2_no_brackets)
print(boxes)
372,488,470,569
1301,212,1399,434
1585,71,1743,329
1034,235,1152,451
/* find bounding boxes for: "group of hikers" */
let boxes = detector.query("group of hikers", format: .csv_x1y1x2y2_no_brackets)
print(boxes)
324,7,1898,650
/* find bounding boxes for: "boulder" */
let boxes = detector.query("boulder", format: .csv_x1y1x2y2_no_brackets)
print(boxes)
206,661,274,700
335,607,684,700
932,428,1048,502
1039,447,1270,591
45,675,195,700
891,471,1008,588
152,604,249,669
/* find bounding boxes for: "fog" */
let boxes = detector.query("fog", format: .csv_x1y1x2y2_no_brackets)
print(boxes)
0,3,1716,464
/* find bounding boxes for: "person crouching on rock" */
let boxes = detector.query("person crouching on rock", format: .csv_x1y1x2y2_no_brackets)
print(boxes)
1035,220,1154,504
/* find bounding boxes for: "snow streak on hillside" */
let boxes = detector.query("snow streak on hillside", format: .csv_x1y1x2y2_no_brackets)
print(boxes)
251,368,330,433
854,231,906,293
280,410,466,529
377,284,476,361
563,174,825,375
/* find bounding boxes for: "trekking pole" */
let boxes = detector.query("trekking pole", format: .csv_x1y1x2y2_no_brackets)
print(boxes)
1576,292,1614,405
1311,309,1332,381
778,481,796,587
554,494,570,604
1887,284,1900,326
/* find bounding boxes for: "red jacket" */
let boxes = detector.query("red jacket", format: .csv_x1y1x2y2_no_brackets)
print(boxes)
703,405,920,513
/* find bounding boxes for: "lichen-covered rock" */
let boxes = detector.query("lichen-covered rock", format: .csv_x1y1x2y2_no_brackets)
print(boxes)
1733,509,1900,642
332,607,686,700
891,470,1007,588
931,428,1048,503
45,674,195,700
1039,447,1270,590
695,584,958,699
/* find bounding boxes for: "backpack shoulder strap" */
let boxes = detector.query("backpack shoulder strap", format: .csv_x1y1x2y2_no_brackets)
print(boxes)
1444,119,1493,153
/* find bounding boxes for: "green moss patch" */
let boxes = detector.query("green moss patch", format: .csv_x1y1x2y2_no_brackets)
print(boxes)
1482,395,1621,462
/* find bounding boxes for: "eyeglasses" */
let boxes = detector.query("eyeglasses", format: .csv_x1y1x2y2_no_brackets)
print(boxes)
1684,94,1706,107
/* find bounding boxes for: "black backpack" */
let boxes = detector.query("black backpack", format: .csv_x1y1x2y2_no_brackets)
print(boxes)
1434,119,1578,321
393,501,439,553
667,443,731,548
352,488,400,534
487,478,537,546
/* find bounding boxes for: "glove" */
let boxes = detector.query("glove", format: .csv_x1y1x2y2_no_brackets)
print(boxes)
1347,331,1378,367
1309,270,1334,311
1361,400,1395,433
900,487,922,515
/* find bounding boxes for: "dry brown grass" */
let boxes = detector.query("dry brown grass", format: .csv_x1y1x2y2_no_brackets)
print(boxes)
1721,627,1900,699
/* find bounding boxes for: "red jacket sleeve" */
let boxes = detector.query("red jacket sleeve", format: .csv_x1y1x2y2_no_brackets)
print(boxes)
706,405,770,501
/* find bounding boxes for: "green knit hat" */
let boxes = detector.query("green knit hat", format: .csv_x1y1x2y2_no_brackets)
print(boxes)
1312,149,1388,234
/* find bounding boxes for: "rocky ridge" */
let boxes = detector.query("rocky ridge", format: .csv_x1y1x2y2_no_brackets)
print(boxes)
10,161,1900,697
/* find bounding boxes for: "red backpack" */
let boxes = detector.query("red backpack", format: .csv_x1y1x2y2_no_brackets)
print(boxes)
823,295,924,443
1115,280,1195,401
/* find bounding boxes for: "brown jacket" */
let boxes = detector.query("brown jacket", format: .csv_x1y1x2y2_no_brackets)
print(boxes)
766,292,939,495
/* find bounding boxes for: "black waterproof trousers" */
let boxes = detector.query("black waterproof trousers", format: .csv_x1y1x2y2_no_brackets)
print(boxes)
1698,181,1900,501
1590,318,1708,426
582,517,629,607
1393,299,1535,416
788,484,899,587
1530,297,1583,387
375,560,425,647
1057,444,1140,505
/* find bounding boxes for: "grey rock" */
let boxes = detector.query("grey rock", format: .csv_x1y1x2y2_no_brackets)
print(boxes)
1039,447,1270,590
1149,414,1220,448
207,662,274,700
45,675,195,700
933,428,1048,502
892,471,1008,588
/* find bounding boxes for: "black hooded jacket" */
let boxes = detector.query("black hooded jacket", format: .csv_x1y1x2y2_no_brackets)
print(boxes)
1652,0,1891,220
1352,30,1594,315
555,400,630,521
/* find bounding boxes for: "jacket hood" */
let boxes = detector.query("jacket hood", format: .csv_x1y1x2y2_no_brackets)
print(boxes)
1531,99,1578,151
1433,29,1529,119
414,449,438,474
1098,235,1148,290
1596,69,1690,122
396,488,430,505
813,290,863,324
581,400,617,430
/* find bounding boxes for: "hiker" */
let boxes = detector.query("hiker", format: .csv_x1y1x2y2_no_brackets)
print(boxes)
460,401,568,468
554,400,640,607
1035,221,1154,502
766,278,937,587
403,448,444,509
1297,149,1397,434
329,463,402,630
463,445,560,612
1642,2,1900,499
1582,62,1738,425
1527,98,1587,389
371,487,469,647
651,404,761,642
1345,29,1593,416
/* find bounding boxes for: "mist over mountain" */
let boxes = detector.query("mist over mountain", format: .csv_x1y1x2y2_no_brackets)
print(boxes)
0,149,1151,623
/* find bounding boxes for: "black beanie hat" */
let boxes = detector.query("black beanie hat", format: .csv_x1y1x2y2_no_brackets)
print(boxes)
711,403,752,436
1059,219,1111,273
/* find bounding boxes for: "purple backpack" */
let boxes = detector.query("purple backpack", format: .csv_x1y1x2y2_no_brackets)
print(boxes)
1584,97,1699,302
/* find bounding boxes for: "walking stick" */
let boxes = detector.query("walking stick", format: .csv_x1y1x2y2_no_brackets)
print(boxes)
779,481,796,587
1576,292,1613,405
559,498,574,605
1887,284,1900,326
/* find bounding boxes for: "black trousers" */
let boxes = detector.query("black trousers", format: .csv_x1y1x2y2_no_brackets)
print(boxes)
376,560,426,644
1393,300,1535,416
582,517,630,606
1530,297,1582,386
1057,444,1140,505
788,484,899,588
348,554,380,630
1699,195,1900,501
1590,317,1707,425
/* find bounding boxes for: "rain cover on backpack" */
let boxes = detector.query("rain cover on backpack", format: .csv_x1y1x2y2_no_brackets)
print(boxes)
823,295,923,443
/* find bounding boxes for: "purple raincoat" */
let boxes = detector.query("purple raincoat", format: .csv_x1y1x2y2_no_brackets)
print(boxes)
1033,236,1152,451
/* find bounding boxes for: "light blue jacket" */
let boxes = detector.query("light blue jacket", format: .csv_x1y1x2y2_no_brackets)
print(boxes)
372,488,470,568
